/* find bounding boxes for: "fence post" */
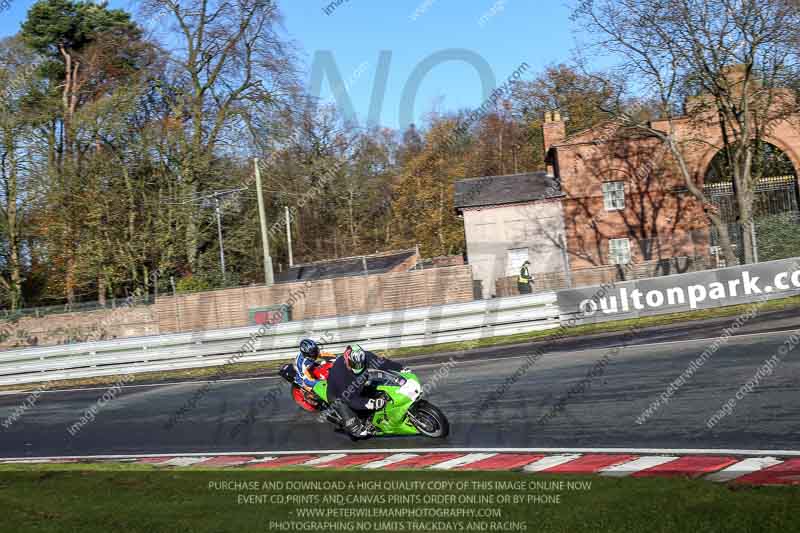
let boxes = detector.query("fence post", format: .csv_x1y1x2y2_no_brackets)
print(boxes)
170,276,183,333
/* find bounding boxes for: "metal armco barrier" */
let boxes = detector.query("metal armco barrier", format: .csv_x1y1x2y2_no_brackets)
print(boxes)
0,293,559,386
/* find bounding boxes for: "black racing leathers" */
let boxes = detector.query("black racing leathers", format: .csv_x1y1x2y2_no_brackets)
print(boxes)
327,351,403,410
326,351,403,436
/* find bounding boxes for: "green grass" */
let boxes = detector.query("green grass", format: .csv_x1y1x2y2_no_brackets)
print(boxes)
5,294,800,393
0,467,796,532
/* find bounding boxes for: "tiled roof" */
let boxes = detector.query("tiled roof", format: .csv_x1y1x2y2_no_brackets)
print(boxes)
454,171,563,209
276,249,417,282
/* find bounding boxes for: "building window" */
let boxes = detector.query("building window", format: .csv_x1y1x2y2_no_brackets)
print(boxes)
506,248,530,276
609,238,631,265
603,181,625,210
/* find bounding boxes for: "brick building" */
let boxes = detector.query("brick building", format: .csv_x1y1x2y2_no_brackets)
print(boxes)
545,112,711,271
457,84,800,296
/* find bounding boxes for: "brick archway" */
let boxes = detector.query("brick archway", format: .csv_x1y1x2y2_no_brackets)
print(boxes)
692,126,800,184
689,122,800,264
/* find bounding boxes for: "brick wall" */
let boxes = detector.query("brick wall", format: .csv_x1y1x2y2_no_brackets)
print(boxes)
496,271,570,297
0,305,159,349
552,104,800,272
495,256,710,297
154,265,476,333
543,111,566,155
0,266,475,347
555,133,712,271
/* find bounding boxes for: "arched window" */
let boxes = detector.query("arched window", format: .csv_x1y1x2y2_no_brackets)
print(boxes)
704,141,800,262
705,141,796,184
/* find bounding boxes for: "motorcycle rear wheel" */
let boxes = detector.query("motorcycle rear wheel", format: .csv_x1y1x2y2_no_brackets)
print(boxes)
408,400,449,438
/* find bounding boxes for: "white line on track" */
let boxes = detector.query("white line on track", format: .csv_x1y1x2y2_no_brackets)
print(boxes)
3,447,800,462
0,375,283,396
4,325,798,396
522,454,583,472
599,456,679,477
1,458,60,464
245,456,276,465
428,453,497,470
161,456,210,467
0,360,461,396
360,453,420,469
302,453,348,466
704,457,784,482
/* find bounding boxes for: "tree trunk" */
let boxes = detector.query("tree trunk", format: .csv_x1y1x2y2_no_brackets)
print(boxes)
98,276,107,307
711,216,738,266
184,178,199,271
437,187,445,255
65,256,77,305
736,148,757,264
666,135,738,266
348,190,357,250
4,136,21,310
737,156,755,265
122,164,139,277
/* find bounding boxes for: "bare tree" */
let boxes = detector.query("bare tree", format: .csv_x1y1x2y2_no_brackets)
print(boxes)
0,38,38,310
573,0,800,264
140,0,297,268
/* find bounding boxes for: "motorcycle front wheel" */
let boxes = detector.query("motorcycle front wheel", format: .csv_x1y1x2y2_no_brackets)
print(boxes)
408,400,449,438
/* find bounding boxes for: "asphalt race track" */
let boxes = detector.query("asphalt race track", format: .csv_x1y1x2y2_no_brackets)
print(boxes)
1,314,799,458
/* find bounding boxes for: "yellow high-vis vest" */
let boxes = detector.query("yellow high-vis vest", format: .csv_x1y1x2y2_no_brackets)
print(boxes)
518,265,531,284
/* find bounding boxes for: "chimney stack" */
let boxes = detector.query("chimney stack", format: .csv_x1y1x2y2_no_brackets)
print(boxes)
543,110,566,154
543,110,566,174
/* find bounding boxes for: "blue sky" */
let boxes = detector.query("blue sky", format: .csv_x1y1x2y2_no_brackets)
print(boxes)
0,0,580,130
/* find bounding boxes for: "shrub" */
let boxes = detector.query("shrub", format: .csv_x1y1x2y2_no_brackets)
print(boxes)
755,212,800,261
175,275,212,294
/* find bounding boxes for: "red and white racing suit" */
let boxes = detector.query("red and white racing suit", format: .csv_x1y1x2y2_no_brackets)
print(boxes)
291,352,334,412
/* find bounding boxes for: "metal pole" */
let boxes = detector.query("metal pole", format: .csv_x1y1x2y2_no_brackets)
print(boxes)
285,206,294,267
214,197,227,280
254,158,275,286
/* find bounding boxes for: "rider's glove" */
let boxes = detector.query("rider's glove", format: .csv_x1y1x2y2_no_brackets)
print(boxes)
365,398,386,410
401,367,412,373
351,423,372,438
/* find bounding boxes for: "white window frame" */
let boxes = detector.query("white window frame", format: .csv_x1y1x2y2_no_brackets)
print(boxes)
602,181,625,211
608,238,631,265
506,248,530,277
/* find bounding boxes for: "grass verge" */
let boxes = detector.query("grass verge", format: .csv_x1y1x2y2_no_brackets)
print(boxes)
5,294,800,393
0,467,797,532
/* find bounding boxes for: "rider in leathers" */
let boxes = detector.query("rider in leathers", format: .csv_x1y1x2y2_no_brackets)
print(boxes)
325,344,405,438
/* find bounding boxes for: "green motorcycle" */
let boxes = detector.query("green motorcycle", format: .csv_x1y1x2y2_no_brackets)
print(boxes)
280,365,449,438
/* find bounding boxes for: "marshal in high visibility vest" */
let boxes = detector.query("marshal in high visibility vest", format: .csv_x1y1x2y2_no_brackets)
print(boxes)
518,260,534,294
